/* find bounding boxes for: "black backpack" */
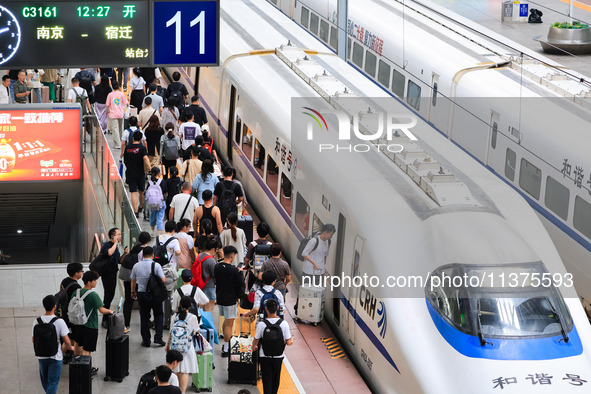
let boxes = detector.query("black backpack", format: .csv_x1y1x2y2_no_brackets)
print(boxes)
122,244,144,270
147,262,168,302
153,236,176,266
168,89,184,108
296,233,331,261
136,369,157,394
33,317,60,357
54,281,78,319
78,70,93,92
177,287,200,318
260,318,286,357
218,181,237,222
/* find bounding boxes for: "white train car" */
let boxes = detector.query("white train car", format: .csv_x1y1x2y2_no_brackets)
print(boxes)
167,0,591,392
267,0,591,298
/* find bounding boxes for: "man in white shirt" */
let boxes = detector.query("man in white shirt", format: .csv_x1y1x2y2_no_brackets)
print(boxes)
157,221,182,268
169,182,199,222
32,295,74,394
0,76,11,104
179,112,201,155
301,223,336,278
120,116,147,155
67,77,92,113
252,299,293,394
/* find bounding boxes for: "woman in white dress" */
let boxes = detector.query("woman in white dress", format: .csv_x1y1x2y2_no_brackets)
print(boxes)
165,296,199,394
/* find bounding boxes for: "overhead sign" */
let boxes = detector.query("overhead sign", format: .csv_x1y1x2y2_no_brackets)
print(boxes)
0,0,219,67
0,1,150,67
153,0,219,66
0,106,81,181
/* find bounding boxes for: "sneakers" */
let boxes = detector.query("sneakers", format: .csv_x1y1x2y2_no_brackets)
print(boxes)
153,340,166,347
91,367,99,375
221,351,229,358
141,342,150,348
124,327,131,334
135,212,139,218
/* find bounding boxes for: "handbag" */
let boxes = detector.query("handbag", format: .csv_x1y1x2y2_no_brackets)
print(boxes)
118,266,132,281
89,252,111,277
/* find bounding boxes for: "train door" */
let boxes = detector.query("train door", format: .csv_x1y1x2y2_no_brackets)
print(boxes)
227,85,237,163
486,111,500,166
346,236,364,345
428,73,439,123
332,213,346,327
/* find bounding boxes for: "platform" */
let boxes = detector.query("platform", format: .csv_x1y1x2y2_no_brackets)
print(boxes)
428,0,591,75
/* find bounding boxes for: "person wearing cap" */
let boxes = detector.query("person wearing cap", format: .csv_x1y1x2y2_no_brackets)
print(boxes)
172,269,209,323
187,95,208,126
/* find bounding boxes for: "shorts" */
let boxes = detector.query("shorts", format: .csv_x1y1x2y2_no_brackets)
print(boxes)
126,173,146,193
203,287,216,301
72,325,98,352
218,303,238,319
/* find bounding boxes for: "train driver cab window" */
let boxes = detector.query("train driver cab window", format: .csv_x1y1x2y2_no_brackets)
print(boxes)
352,42,364,68
234,116,242,145
392,69,405,98
378,60,391,87
310,13,319,35
266,155,279,195
320,20,329,43
505,148,516,181
365,51,377,78
241,124,253,162
330,26,338,50
407,80,421,111
280,173,293,216
545,176,569,221
254,139,266,178
574,196,591,240
301,7,309,28
519,158,542,200
295,192,310,236
312,214,324,235
426,266,467,331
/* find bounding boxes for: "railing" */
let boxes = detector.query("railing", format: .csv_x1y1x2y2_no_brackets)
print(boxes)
84,112,141,250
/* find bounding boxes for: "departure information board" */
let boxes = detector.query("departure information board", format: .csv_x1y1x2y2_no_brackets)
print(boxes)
0,1,150,67
0,106,82,181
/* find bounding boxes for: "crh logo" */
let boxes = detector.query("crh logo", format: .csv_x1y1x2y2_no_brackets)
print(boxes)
302,107,418,153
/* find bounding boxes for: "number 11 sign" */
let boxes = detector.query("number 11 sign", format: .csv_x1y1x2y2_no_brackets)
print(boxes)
153,0,219,66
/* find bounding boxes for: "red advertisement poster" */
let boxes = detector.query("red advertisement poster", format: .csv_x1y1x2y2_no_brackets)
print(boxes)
0,109,81,181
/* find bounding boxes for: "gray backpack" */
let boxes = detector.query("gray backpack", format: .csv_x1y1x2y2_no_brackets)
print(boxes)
68,289,94,325
162,138,179,160
106,312,125,340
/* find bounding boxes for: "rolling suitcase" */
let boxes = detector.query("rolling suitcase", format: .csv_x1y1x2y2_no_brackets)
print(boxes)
192,352,213,392
200,327,216,368
238,215,253,244
104,335,129,382
228,316,259,385
297,285,325,325
69,355,92,394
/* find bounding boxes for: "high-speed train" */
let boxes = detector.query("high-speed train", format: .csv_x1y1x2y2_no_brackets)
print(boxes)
165,0,591,392
264,0,591,299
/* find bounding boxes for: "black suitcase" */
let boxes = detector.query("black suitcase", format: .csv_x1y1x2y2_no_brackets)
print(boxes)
228,317,259,385
238,215,253,244
69,355,92,394
104,335,129,382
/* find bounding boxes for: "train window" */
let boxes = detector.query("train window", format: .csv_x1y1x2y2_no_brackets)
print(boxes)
310,13,319,35
330,26,338,50
545,176,569,221
574,196,591,240
392,69,405,97
505,148,516,181
432,82,438,106
406,80,421,111
352,42,364,68
312,214,324,235
234,116,242,145
519,158,541,200
491,121,498,149
320,20,329,43
301,7,309,28
377,60,391,87
347,38,352,59
270,0,277,4
266,155,279,196
241,124,253,161
254,139,266,178
365,51,377,78
295,192,310,236
280,173,292,216
427,266,466,330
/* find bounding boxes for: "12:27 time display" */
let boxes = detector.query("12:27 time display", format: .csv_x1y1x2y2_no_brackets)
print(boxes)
76,6,111,17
